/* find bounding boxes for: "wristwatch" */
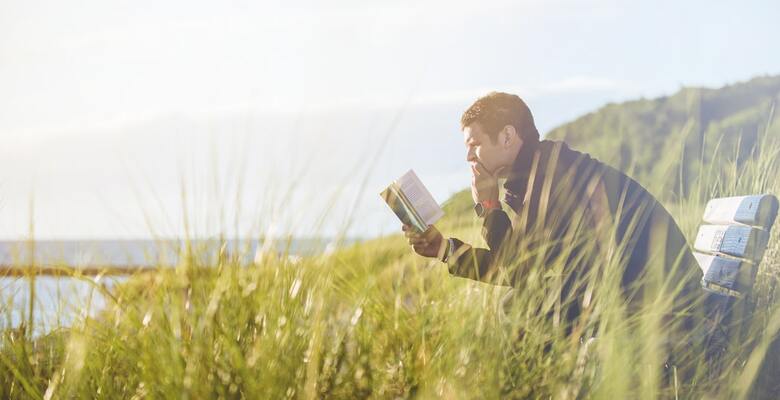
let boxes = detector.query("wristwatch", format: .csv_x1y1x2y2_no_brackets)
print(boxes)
474,199,500,218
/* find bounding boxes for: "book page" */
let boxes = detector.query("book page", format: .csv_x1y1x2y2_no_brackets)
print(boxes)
397,170,444,226
380,183,427,232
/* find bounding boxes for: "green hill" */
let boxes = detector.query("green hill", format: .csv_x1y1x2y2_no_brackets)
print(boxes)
546,75,780,199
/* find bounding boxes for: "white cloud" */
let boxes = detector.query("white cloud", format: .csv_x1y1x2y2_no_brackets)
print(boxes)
538,76,635,95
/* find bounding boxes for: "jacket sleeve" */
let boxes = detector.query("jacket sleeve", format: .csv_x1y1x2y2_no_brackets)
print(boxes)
446,208,513,286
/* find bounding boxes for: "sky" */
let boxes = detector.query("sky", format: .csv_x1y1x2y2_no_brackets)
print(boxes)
1,0,780,240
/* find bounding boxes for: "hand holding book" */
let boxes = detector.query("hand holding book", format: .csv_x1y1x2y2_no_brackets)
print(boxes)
381,170,447,260
380,170,444,233
402,224,446,259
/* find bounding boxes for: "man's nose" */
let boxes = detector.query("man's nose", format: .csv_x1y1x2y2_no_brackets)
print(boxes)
466,148,476,162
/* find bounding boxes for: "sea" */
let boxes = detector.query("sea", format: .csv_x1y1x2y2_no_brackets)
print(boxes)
0,238,346,335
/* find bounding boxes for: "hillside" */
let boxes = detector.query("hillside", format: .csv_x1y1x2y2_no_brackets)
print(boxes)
546,75,780,199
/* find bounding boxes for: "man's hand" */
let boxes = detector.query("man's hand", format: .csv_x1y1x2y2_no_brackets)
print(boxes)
471,161,499,204
402,224,445,259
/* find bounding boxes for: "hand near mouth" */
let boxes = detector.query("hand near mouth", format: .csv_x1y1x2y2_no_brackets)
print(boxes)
471,161,499,205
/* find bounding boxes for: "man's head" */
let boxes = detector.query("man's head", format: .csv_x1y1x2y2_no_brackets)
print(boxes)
461,92,539,178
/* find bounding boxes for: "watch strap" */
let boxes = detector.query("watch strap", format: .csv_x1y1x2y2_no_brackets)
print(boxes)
474,199,501,217
441,238,455,263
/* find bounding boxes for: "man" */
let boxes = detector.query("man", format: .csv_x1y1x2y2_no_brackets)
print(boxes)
403,92,704,337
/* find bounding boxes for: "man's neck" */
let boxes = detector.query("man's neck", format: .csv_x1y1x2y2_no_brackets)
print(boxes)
506,139,540,181
495,140,526,179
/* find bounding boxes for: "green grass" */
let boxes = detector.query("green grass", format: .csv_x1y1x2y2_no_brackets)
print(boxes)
2,125,780,399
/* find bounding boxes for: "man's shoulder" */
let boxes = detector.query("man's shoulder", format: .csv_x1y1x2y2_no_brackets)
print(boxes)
539,139,653,197
538,139,604,173
540,139,631,178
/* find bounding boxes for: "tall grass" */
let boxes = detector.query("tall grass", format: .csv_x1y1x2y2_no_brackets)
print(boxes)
2,124,780,399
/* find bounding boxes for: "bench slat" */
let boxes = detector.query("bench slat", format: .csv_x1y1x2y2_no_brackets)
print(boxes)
693,252,754,296
702,194,779,228
694,224,770,261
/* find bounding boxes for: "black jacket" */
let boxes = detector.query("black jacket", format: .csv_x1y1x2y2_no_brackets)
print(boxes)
446,139,701,323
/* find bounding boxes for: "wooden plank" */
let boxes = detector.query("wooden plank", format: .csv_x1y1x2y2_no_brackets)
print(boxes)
702,194,779,228
694,224,770,261
694,252,753,297
0,265,156,277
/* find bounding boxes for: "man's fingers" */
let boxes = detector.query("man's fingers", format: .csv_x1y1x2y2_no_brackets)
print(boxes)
473,161,493,178
408,235,430,248
412,242,431,253
404,230,421,239
406,227,436,239
408,237,428,245
423,229,438,241
405,225,438,256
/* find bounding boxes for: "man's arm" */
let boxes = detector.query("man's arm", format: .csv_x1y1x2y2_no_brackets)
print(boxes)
441,159,513,286
402,207,514,286
446,208,513,286
403,161,514,285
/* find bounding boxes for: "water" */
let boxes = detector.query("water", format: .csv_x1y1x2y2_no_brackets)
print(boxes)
0,238,347,335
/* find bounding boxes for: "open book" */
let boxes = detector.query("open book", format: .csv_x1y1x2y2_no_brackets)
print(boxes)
380,170,444,232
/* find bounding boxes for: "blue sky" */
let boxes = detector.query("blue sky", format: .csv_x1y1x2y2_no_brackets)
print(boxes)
1,0,779,239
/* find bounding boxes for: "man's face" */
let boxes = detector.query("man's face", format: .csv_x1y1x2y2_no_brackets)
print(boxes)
462,122,515,178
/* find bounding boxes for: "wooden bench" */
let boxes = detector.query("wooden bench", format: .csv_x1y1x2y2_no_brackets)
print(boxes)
693,194,778,297
692,194,779,379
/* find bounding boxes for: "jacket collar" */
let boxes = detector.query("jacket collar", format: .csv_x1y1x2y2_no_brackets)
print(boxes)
504,141,540,208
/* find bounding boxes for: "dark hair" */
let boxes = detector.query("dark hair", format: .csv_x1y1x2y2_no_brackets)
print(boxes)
461,92,540,144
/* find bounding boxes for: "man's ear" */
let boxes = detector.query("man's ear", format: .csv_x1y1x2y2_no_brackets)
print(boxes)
502,125,517,148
